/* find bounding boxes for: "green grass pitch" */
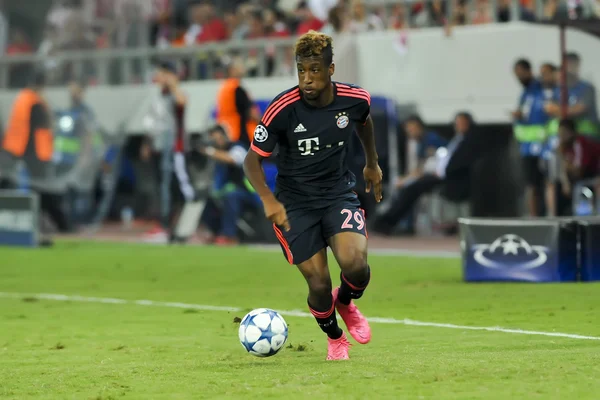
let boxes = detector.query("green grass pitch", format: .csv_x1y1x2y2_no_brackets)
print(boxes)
1,241,599,399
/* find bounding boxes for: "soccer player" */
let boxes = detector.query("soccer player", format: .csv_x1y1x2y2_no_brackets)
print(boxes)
243,31,383,360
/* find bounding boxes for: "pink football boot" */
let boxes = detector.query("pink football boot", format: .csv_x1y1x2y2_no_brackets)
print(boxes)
326,331,351,360
332,287,372,344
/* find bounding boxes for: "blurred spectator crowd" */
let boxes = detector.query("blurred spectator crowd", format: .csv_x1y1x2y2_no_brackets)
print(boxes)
2,0,600,58
1,0,599,86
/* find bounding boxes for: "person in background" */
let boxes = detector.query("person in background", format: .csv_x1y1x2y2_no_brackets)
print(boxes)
215,56,260,149
512,58,550,216
142,61,196,243
540,63,558,99
348,0,384,32
223,8,247,40
198,125,261,245
373,112,478,235
544,53,599,214
555,118,600,214
321,5,349,34
558,118,600,181
389,114,447,234
496,0,536,22
545,52,599,140
187,0,227,43
397,114,448,189
54,78,98,226
538,62,559,215
67,78,94,120
307,0,339,22
1,70,68,241
295,1,325,34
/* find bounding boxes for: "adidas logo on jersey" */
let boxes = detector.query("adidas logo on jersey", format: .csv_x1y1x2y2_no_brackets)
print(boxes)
294,124,307,133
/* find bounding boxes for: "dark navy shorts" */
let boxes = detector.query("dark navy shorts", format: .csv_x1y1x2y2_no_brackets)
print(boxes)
272,195,368,265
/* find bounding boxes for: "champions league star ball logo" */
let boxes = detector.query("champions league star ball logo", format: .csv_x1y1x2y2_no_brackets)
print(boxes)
253,125,268,143
472,234,549,270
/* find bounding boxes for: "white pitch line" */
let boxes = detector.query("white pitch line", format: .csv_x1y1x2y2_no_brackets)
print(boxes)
250,244,461,258
1,292,599,341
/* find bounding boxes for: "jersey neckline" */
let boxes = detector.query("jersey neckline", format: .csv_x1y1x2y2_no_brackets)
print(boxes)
299,82,338,110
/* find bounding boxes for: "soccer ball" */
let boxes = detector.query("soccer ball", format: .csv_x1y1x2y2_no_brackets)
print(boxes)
238,308,288,357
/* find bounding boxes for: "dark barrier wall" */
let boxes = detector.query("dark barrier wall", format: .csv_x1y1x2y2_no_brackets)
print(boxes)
429,123,524,218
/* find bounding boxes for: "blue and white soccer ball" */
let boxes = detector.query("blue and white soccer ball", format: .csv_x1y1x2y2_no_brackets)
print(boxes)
238,308,288,357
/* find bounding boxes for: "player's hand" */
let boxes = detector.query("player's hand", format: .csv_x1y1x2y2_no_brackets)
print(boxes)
364,164,383,203
263,197,290,232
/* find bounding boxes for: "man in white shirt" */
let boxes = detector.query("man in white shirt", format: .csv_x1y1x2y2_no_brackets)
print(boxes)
373,113,477,235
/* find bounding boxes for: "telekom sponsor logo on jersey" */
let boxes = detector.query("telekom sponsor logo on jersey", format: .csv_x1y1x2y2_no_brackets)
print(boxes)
298,138,319,156
298,137,347,156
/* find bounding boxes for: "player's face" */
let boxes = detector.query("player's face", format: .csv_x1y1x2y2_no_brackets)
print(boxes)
296,57,333,100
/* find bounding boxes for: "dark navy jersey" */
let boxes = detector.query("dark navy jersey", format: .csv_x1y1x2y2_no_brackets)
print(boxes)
250,82,371,209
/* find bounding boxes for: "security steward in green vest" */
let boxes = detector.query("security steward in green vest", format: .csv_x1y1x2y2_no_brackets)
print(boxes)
512,59,550,216
544,52,599,142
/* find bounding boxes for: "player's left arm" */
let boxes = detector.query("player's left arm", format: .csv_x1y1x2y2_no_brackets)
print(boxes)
356,116,379,167
354,96,383,202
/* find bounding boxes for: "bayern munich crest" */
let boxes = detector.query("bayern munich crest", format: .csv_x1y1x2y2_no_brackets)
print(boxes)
336,112,349,129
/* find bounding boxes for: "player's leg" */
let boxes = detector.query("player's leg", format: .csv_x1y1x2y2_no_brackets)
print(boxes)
272,211,351,360
296,249,351,360
323,201,372,344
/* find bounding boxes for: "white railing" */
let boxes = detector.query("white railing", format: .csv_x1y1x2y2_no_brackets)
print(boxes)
0,37,299,88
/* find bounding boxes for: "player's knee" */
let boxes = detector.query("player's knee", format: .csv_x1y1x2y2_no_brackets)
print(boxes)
306,275,333,298
338,247,368,276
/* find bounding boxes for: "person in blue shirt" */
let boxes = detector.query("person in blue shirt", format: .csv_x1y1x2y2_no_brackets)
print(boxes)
512,58,550,216
539,63,557,101
544,52,599,139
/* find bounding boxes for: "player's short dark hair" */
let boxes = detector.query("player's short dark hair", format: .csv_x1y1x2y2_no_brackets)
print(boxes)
559,118,577,133
514,58,532,71
295,30,334,65
404,114,425,127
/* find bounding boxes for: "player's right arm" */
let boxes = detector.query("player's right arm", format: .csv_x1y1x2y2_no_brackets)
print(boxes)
243,91,297,231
